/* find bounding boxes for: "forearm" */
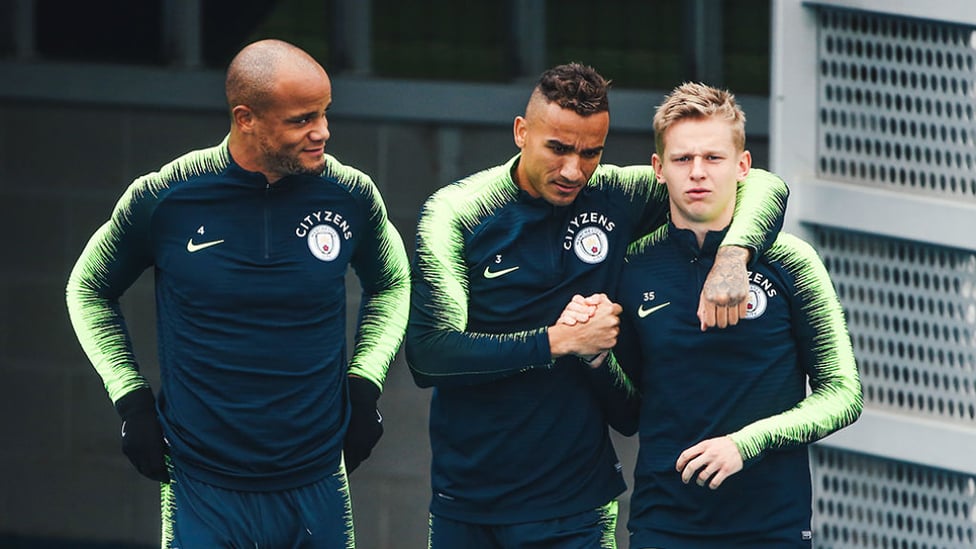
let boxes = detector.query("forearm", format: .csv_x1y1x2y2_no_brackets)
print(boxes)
66,224,149,403
722,168,789,259
729,367,862,461
347,222,411,389
406,317,553,388
586,352,640,436
347,284,409,390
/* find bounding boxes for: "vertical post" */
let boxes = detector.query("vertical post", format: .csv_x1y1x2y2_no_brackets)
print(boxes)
332,0,373,75
684,0,723,85
511,0,546,80
13,0,35,61
163,0,202,68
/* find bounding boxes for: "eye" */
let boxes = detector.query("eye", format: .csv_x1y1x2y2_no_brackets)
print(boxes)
292,113,320,125
581,150,602,159
550,143,571,154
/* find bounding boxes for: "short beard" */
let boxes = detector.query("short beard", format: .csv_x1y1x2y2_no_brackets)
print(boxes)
259,138,326,178
267,150,325,177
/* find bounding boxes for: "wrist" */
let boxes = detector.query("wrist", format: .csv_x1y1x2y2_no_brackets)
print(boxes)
717,244,751,264
114,387,156,420
548,323,581,359
348,375,380,408
580,350,608,368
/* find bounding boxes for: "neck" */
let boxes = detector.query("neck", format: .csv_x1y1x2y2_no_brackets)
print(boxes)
671,215,733,248
511,161,530,195
228,131,276,183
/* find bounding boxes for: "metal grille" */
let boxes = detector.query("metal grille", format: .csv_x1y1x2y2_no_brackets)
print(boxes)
812,446,976,548
811,226,976,425
817,7,976,200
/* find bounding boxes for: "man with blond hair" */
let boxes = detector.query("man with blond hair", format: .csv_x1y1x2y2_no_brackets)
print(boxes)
614,82,863,548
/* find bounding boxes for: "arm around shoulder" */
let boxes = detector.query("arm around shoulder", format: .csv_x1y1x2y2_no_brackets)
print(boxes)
724,168,789,261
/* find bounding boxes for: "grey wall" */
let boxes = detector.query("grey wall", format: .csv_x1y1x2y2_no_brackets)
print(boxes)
0,93,769,548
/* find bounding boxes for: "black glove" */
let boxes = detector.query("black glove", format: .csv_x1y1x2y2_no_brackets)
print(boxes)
115,388,169,483
344,376,383,474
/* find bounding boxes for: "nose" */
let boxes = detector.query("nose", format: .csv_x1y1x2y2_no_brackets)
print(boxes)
690,156,706,179
559,155,585,184
310,116,330,143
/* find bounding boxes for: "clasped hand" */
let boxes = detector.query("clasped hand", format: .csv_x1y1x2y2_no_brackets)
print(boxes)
549,293,621,365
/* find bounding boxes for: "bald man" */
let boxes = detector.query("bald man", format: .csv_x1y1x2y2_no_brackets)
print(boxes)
67,39,409,547
406,63,790,548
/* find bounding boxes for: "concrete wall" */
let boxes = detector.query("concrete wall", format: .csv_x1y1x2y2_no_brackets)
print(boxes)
0,96,768,548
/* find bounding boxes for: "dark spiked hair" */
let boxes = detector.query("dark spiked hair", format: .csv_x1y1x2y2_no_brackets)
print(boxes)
534,62,611,116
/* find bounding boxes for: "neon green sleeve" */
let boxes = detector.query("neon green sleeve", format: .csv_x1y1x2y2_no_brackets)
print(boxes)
730,234,863,460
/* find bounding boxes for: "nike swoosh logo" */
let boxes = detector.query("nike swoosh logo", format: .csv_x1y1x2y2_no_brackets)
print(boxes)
483,265,520,279
637,302,671,318
186,238,225,253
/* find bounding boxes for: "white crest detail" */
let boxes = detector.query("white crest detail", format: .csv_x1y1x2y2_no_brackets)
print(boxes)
573,226,609,264
307,224,341,262
745,282,768,319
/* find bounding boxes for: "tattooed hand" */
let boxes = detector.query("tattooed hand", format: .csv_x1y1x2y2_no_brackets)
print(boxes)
698,246,750,330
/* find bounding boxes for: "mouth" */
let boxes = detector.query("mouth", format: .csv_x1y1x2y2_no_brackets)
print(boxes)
552,180,583,194
687,188,710,198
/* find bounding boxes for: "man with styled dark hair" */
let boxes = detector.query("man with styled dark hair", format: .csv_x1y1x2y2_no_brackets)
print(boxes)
406,63,790,548
66,39,409,547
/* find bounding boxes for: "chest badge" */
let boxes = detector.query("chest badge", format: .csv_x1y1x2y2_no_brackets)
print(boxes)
307,224,341,262
745,283,768,319
573,226,609,264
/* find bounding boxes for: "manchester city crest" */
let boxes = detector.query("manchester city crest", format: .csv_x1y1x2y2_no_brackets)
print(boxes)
745,282,768,319
307,224,341,261
573,226,609,264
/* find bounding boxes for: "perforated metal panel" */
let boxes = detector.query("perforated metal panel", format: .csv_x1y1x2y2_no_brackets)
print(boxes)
817,7,976,200
775,2,976,547
812,226,976,425
812,446,976,549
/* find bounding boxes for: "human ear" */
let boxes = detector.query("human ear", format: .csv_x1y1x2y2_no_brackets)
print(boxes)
513,116,527,148
736,150,752,181
232,105,255,133
651,153,666,184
